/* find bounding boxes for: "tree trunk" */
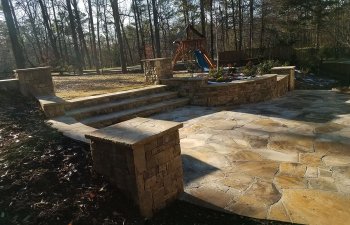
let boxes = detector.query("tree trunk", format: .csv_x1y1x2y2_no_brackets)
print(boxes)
121,23,134,65
230,0,238,50
1,0,26,68
23,1,44,63
249,0,254,56
260,0,265,50
224,0,229,49
238,0,243,51
66,0,83,75
38,0,60,61
151,0,161,58
110,0,127,73
200,0,206,36
182,0,189,25
50,0,64,63
88,0,100,74
136,0,147,59
103,0,111,67
132,0,144,70
146,0,155,58
210,0,214,59
96,0,103,69
72,0,91,69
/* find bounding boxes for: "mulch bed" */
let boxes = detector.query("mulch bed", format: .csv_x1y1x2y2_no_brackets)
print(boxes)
0,91,291,225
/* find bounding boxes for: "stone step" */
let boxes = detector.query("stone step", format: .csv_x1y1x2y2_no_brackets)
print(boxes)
81,98,190,128
65,85,167,111
66,91,179,120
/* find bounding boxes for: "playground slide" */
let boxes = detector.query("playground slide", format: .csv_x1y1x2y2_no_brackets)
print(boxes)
194,50,210,72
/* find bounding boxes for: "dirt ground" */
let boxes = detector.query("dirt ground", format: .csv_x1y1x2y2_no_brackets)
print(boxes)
53,74,148,100
0,91,292,225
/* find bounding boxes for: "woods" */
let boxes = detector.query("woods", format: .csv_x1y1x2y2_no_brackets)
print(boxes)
0,0,350,74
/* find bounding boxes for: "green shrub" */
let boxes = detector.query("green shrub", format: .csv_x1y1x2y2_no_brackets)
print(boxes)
209,67,224,81
242,61,257,77
257,60,281,75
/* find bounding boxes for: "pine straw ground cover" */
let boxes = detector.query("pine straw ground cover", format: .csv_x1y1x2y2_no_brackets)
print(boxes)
0,91,291,225
53,74,148,100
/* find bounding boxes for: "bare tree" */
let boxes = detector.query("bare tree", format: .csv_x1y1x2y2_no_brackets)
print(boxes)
110,0,127,73
38,0,60,61
1,0,26,68
87,0,100,74
66,0,83,74
151,0,161,57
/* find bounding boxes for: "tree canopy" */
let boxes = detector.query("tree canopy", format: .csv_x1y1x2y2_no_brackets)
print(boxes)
0,0,349,73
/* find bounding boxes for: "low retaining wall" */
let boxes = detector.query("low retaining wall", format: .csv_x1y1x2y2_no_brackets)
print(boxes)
161,74,290,107
271,66,295,90
275,75,289,97
15,66,54,97
193,74,278,106
0,79,19,91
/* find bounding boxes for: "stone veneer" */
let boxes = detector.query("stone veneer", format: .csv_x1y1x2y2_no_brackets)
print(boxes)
15,66,54,97
271,66,295,91
85,117,184,217
161,74,290,107
142,58,173,84
0,79,19,91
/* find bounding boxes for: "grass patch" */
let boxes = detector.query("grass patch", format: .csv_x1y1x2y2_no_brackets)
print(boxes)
53,73,149,100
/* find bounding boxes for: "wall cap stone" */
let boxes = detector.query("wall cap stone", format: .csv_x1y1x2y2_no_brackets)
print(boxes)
85,117,183,147
0,78,18,82
271,66,295,70
206,74,277,87
161,77,207,81
141,58,171,62
14,66,51,73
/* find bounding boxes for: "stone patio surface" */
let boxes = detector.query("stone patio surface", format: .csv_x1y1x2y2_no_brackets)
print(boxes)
151,90,350,225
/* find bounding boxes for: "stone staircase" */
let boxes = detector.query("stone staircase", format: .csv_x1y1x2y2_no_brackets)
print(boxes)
49,85,189,142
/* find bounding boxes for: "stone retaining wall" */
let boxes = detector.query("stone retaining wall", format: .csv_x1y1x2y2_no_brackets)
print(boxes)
160,77,208,97
161,74,290,107
271,66,295,90
193,74,278,106
15,67,54,97
274,75,289,98
85,118,184,217
0,79,19,91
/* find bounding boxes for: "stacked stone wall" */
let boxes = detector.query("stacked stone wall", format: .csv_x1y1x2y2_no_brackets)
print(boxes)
86,118,183,217
15,67,54,97
0,79,19,92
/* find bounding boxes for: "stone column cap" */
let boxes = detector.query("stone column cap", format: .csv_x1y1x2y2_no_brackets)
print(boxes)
271,66,295,70
14,66,51,73
85,117,183,147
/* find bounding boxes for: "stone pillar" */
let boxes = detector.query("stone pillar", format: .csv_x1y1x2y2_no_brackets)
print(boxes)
143,58,173,84
271,66,295,91
85,117,184,217
15,66,54,97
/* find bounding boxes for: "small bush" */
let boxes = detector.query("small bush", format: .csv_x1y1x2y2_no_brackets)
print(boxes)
257,60,281,75
242,61,257,77
209,67,223,79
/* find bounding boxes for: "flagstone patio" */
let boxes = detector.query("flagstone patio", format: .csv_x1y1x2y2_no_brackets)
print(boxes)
151,90,350,225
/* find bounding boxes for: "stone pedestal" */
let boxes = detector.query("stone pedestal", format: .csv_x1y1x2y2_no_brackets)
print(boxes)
142,58,173,84
15,66,54,97
85,117,184,217
271,66,295,91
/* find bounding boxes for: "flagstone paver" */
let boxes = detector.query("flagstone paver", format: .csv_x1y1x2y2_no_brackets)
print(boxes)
152,90,350,225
